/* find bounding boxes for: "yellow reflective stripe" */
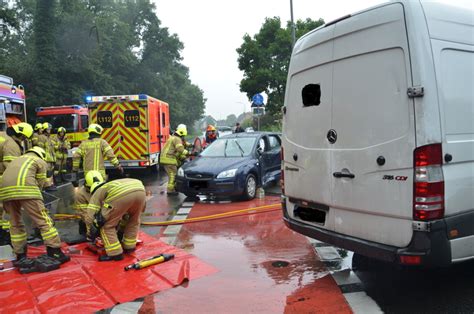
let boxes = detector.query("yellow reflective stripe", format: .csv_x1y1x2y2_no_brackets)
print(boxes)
100,228,110,247
104,242,121,251
36,173,47,179
95,142,100,170
16,157,35,186
42,227,59,240
88,204,101,212
11,234,27,242
41,209,53,227
107,182,143,197
122,237,136,245
3,156,17,161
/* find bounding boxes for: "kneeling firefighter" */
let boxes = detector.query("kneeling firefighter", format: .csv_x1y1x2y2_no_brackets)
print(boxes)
74,171,105,236
86,174,146,261
0,146,69,264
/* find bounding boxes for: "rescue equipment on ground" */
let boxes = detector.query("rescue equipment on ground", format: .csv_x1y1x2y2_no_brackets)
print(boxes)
125,253,175,271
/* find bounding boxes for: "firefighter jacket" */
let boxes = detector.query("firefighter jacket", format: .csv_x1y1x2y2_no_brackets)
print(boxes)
37,134,56,163
0,132,23,179
85,178,145,227
0,152,48,201
72,138,119,175
53,135,71,160
31,131,42,147
159,135,188,165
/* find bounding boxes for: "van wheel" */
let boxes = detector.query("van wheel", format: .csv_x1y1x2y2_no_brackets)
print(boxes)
243,174,257,200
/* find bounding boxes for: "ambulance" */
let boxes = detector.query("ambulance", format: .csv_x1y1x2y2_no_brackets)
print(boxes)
282,0,474,267
88,94,170,170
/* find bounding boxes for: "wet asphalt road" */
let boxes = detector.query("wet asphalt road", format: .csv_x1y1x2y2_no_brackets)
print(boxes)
55,169,474,313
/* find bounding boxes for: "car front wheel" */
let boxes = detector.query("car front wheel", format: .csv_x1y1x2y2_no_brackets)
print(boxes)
243,174,257,200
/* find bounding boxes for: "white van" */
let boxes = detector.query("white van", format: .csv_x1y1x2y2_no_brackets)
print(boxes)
281,0,474,267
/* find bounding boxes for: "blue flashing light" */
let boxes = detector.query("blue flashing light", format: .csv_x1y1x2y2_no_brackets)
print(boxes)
72,105,82,109
35,107,43,112
139,94,147,100
85,96,92,102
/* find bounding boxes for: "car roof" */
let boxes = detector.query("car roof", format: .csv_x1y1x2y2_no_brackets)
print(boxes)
218,131,279,139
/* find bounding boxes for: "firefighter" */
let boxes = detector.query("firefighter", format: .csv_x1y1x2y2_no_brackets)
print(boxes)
38,122,57,190
53,127,71,183
0,146,69,264
0,123,33,244
31,123,44,147
204,124,217,147
74,170,105,236
159,124,190,196
72,124,123,179
85,174,146,261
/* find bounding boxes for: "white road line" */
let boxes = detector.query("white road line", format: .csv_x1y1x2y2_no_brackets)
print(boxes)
176,207,192,215
110,301,143,314
344,292,383,314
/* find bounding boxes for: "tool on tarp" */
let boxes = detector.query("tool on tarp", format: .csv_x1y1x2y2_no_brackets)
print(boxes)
124,253,174,271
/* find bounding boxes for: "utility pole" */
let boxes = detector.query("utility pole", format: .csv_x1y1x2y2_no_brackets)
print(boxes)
290,0,296,49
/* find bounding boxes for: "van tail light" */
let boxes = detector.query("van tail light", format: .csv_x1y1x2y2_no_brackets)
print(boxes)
280,147,285,195
413,144,444,221
399,255,422,265
139,161,149,167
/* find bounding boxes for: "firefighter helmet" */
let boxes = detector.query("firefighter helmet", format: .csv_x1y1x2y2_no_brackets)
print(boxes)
34,123,43,131
12,122,33,139
176,124,187,137
42,122,52,131
85,170,105,189
27,146,46,160
206,125,216,132
88,124,103,135
57,126,66,134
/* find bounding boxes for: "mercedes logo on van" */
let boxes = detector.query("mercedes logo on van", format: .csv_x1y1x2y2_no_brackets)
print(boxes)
327,129,337,144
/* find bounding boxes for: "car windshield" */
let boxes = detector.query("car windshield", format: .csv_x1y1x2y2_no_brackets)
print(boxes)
36,114,78,133
201,137,256,157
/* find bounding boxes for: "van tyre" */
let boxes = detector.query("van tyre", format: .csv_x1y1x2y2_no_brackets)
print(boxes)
243,174,257,200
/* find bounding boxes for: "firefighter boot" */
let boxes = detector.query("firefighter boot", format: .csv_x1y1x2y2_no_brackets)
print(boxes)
46,247,70,264
98,253,124,262
12,246,32,267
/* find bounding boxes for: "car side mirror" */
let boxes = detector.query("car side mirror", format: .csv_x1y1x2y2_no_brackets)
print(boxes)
257,146,264,155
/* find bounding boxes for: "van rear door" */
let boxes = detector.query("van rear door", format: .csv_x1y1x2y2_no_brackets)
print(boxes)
329,3,415,247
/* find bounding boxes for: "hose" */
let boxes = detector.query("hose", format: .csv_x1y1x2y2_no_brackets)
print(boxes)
141,203,281,226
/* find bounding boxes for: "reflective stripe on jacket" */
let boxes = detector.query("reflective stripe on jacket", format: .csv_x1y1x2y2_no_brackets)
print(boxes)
0,153,48,201
72,138,119,174
159,135,188,165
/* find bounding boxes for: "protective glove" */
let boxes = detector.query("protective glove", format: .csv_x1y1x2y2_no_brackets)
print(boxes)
117,165,124,175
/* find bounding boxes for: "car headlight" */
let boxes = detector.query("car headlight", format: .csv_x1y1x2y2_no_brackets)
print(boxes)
177,168,184,177
217,168,237,179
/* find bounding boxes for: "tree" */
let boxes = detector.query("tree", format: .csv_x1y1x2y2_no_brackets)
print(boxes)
237,17,324,119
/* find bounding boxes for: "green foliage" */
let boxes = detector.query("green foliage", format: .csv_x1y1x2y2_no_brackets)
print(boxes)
237,16,324,120
0,0,205,127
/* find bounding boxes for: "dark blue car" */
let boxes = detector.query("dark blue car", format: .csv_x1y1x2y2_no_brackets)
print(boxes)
176,132,281,200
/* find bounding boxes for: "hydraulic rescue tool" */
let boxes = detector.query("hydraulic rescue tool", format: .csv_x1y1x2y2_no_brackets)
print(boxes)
124,253,174,271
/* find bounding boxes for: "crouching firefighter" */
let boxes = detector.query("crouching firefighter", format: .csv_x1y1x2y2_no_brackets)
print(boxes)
0,146,70,264
74,171,105,236
86,174,146,261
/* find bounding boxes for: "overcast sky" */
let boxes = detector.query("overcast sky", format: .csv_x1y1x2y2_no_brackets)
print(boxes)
153,0,468,120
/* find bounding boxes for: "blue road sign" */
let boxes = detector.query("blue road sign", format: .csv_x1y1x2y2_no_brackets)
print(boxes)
252,93,264,105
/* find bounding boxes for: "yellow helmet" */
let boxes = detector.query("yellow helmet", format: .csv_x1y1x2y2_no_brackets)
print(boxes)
176,124,187,137
42,122,52,131
88,124,103,135
34,123,43,131
27,146,46,160
12,122,33,138
85,170,104,188
57,127,66,134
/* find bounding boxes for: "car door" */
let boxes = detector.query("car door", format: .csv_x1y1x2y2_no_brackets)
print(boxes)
258,135,277,185
266,134,282,180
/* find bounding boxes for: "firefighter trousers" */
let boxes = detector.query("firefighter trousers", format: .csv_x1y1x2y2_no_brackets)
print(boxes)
100,190,146,256
164,165,177,193
54,155,67,175
47,162,55,186
4,199,61,254
0,203,10,231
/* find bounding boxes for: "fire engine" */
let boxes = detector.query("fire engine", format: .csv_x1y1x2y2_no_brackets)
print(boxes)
87,94,170,170
35,105,89,146
0,75,27,130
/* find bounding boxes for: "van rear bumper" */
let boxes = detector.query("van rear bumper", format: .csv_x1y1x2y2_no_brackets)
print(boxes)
282,197,452,268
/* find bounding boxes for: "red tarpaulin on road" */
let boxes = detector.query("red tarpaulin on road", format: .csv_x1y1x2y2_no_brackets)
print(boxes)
0,232,217,314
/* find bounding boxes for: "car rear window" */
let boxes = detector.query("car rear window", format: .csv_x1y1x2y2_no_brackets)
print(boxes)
201,137,256,157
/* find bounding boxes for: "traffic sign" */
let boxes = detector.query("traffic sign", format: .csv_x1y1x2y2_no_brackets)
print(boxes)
252,94,264,106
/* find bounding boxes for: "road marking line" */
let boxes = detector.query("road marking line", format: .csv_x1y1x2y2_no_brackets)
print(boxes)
181,201,194,207
110,301,143,314
343,292,383,314
176,207,192,215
